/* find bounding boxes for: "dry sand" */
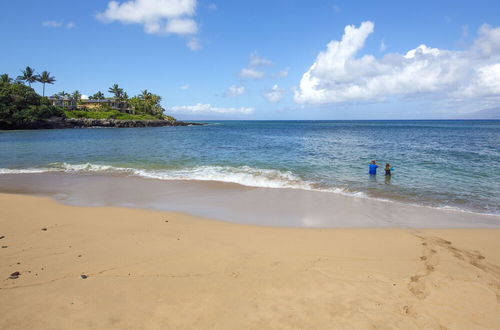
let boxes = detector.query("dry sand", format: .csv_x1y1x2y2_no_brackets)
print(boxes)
0,193,499,329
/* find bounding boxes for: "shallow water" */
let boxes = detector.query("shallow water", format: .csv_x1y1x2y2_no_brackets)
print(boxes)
1,120,499,214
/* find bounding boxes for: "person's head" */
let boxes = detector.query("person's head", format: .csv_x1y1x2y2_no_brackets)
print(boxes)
371,160,376,165
385,163,391,169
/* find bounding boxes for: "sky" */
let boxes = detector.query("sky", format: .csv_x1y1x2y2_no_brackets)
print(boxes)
1,0,500,120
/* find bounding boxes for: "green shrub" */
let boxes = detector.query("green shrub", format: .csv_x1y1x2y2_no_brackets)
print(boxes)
0,82,64,127
64,110,161,121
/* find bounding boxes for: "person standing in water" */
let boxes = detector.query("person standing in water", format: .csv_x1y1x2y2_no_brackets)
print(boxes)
385,163,394,176
369,160,380,175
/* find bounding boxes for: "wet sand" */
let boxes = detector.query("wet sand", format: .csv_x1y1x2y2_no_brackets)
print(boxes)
1,193,500,329
0,173,499,228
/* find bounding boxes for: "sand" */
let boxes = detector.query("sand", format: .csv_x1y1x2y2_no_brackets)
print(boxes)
1,193,499,329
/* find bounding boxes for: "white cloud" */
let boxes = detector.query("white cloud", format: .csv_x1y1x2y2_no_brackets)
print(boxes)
295,21,500,104
186,38,202,50
225,85,246,97
42,20,63,28
42,20,76,29
278,68,289,77
249,52,273,67
264,85,285,103
240,68,264,79
180,84,190,90
170,103,254,114
379,39,386,52
238,52,272,79
81,94,89,100
97,0,197,36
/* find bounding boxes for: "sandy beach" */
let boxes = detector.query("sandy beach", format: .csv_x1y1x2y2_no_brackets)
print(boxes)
1,193,499,329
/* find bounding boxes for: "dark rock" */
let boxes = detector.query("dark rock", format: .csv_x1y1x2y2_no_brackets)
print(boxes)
41,228,47,231
0,236,4,239
9,271,20,279
0,117,204,130
1,246,7,248
81,274,88,279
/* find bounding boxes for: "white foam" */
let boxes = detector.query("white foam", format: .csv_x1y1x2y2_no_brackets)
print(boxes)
0,163,378,198
0,168,54,174
1,163,497,216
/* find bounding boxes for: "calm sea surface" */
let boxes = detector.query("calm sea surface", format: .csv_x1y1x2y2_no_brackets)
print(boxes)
1,120,499,214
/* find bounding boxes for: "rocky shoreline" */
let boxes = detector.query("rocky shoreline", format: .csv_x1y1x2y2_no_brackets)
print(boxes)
0,117,203,130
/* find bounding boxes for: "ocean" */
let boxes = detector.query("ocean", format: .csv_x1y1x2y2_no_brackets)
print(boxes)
1,120,499,215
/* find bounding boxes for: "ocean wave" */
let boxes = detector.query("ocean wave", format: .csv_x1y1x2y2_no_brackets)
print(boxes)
0,162,369,197
1,163,317,190
0,168,55,174
2,163,497,215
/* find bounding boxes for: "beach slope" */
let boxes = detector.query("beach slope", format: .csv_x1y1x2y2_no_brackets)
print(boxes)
1,193,499,329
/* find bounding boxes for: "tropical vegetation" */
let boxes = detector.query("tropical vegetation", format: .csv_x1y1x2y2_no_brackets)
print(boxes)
0,78,63,128
1,66,176,128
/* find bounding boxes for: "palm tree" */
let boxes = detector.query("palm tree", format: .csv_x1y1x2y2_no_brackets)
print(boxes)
57,91,70,98
122,92,129,100
37,71,56,96
140,89,152,100
17,66,38,87
71,90,82,109
108,84,123,99
90,91,105,101
1,74,12,83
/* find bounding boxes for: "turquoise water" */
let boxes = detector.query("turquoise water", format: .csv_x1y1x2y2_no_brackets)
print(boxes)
1,120,499,214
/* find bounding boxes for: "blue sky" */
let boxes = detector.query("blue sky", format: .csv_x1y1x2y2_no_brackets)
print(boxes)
1,0,500,119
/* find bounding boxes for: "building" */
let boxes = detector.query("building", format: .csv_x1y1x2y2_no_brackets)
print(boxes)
49,97,134,114
49,97,76,109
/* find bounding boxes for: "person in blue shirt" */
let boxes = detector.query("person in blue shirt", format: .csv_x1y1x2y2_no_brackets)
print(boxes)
369,160,380,175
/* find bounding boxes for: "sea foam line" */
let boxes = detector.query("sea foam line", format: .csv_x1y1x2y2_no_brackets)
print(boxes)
1,163,498,216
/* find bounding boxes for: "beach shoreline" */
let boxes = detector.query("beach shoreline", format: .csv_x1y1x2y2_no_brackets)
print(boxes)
0,172,499,228
1,192,499,329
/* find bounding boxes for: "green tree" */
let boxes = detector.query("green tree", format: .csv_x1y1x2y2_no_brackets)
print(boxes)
0,80,64,128
1,74,12,84
108,84,123,99
57,91,70,98
71,90,82,107
17,66,38,87
37,71,56,96
129,90,164,117
89,91,105,101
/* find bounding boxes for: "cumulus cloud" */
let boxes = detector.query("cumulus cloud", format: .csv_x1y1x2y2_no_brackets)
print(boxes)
264,85,285,103
240,68,264,79
225,85,246,97
170,103,254,114
294,21,500,104
97,0,197,36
